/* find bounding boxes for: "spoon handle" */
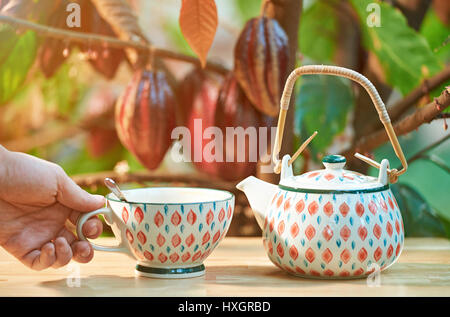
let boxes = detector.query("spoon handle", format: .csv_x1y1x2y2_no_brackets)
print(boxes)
104,178,128,202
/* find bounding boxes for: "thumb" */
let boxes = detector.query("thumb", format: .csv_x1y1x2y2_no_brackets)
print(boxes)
56,168,105,212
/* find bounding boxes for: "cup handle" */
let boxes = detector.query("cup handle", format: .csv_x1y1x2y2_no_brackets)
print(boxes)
76,206,131,255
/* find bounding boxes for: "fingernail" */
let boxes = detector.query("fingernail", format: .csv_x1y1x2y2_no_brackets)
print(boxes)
81,248,90,258
88,226,98,236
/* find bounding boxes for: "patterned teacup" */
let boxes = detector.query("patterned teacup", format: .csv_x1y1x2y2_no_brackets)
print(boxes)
76,187,234,278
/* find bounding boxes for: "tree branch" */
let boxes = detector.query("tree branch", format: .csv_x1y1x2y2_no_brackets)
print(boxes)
343,87,450,160
0,14,229,75
393,0,432,31
72,169,233,189
1,111,114,152
365,65,450,133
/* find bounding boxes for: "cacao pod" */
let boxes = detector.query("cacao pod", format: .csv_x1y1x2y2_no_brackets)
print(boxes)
177,68,214,126
213,74,274,181
77,0,126,79
38,7,71,78
115,70,177,170
83,86,120,158
88,128,120,158
182,68,222,176
234,16,289,117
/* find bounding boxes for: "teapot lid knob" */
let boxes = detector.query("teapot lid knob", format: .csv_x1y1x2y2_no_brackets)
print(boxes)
322,155,346,170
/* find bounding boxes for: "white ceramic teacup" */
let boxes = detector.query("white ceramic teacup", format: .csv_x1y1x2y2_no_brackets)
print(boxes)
76,187,235,278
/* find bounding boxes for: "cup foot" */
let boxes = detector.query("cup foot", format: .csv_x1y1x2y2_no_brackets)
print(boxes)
135,264,205,279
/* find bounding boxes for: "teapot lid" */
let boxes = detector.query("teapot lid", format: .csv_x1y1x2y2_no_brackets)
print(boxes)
279,155,388,193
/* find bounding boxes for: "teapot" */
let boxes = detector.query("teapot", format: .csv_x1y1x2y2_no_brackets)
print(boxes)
237,65,408,279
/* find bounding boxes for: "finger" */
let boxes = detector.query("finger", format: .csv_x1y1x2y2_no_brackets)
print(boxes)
57,227,94,264
52,237,73,269
21,242,56,271
82,217,103,239
68,210,103,239
72,241,94,264
69,209,80,226
56,168,105,212
58,226,78,245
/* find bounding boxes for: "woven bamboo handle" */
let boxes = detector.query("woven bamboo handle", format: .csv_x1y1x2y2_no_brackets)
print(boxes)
272,65,407,183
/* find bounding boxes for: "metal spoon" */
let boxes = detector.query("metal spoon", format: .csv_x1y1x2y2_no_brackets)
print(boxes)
104,178,128,202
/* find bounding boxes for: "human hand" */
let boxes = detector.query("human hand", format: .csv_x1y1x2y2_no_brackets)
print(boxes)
0,146,105,270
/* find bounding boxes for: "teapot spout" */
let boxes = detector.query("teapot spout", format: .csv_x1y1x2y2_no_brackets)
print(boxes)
236,176,278,230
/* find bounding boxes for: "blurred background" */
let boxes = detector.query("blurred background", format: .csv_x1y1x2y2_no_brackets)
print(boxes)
0,0,449,237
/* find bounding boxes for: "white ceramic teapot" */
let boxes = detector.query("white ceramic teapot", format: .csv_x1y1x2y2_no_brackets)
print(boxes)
237,65,408,279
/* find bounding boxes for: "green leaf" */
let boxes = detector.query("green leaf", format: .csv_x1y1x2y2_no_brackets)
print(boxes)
0,24,19,65
233,0,262,25
40,62,86,116
420,8,450,66
373,128,450,226
124,149,146,173
350,0,442,95
294,74,353,153
298,0,338,63
0,29,37,105
391,183,447,237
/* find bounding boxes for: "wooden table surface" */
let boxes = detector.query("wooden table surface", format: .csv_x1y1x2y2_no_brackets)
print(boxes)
0,237,449,297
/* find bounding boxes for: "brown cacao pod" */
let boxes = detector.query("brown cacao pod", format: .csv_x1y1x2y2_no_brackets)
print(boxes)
84,86,120,158
115,70,177,170
182,69,222,176
234,16,289,117
213,74,274,181
77,0,126,79
88,128,120,158
177,68,214,126
38,5,72,78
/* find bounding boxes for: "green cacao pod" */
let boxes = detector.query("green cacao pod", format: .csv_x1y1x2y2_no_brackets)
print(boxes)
115,70,177,170
234,16,289,117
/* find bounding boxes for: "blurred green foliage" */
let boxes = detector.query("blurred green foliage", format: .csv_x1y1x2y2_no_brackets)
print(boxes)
374,131,450,238
40,62,87,117
233,0,262,25
0,26,37,104
298,0,337,63
163,18,195,57
294,75,353,154
420,8,450,65
351,0,442,95
392,183,447,237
